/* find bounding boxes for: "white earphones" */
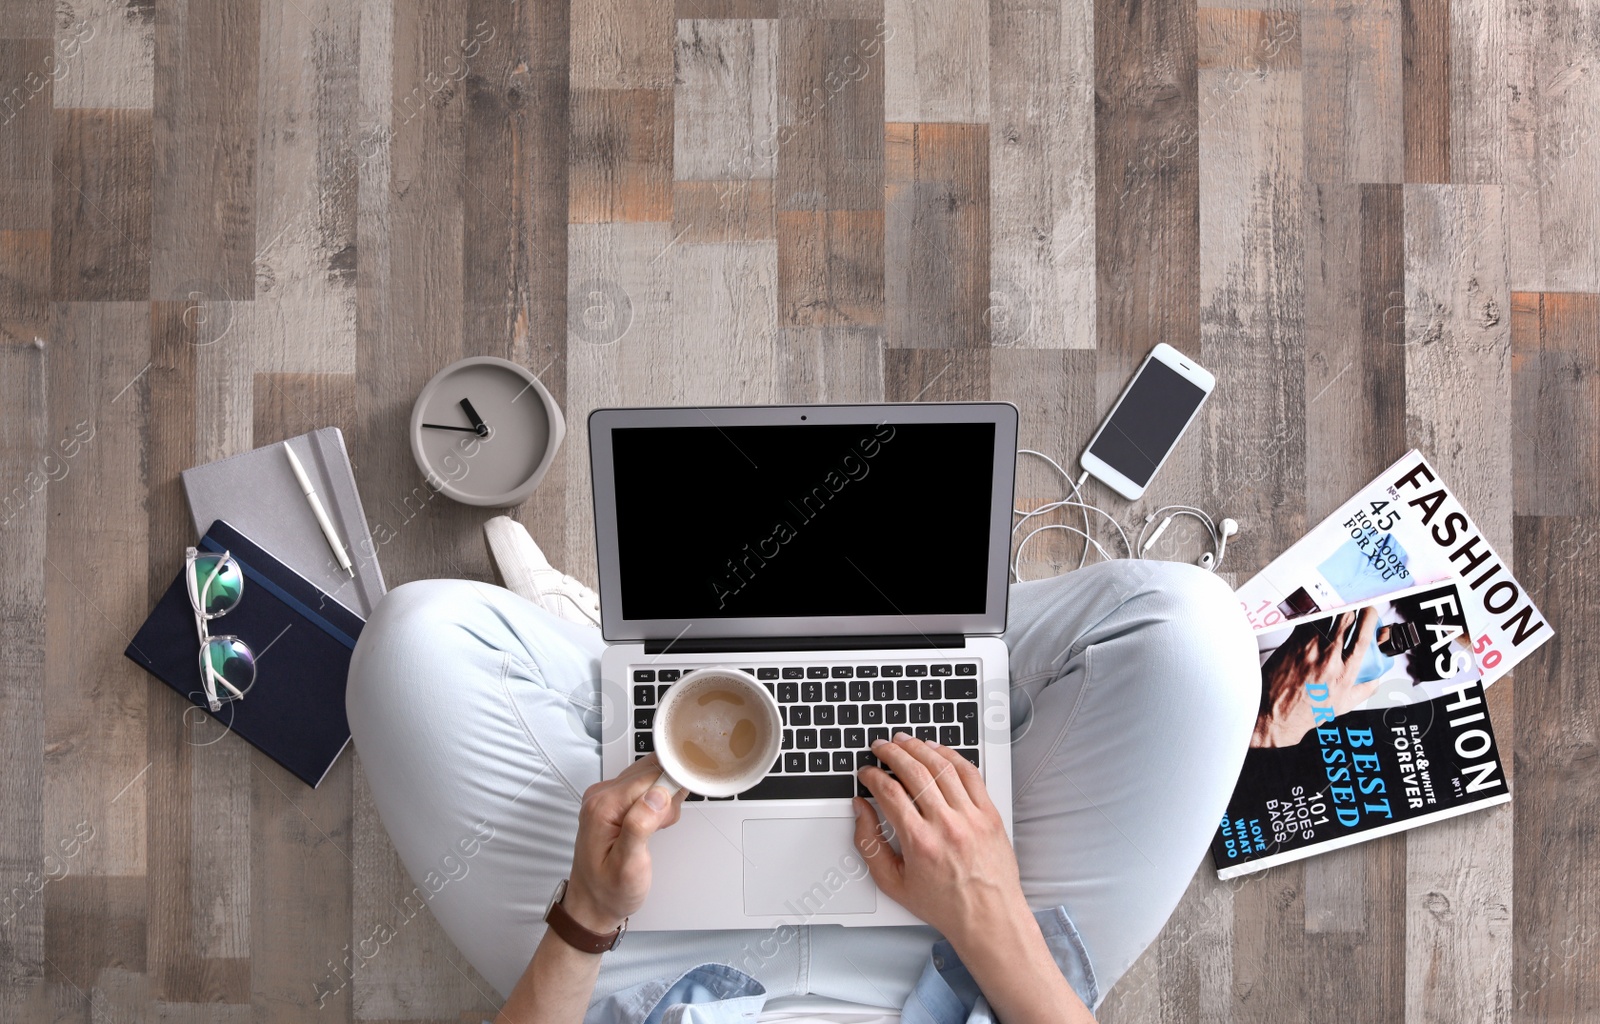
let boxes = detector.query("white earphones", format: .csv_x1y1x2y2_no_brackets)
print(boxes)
1139,507,1238,572
1012,450,1240,578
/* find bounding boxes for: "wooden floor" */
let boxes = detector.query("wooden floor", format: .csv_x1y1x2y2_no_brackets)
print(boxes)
2,0,1597,1020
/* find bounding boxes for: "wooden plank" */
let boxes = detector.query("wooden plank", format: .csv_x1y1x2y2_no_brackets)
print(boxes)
989,349,1098,579
1095,0,1199,377
776,209,884,326
883,0,988,123
246,0,359,376
775,18,886,328
1402,182,1514,1024
673,179,778,242
1511,292,1599,517
252,751,358,1022
1197,9,1301,71
1402,0,1451,183
564,220,674,584
0,231,51,343
0,39,55,232
882,348,990,402
52,0,155,110
678,0,780,15
1303,184,1407,522
41,875,146,993
1448,0,1509,185
150,0,259,300
1504,1,1600,293
570,0,674,90
666,240,781,402
674,19,778,183
1302,0,1403,183
1225,866,1311,1023
50,108,152,301
989,0,1096,349
252,374,358,445
503,0,574,576
1510,514,1600,1022
884,122,989,349
569,88,674,223
348,758,497,1022
774,326,884,403
143,299,202,1004
776,17,887,213
1198,43,1305,574
781,0,881,16
0,335,47,1000
0,0,50,37
462,0,532,368
44,304,151,886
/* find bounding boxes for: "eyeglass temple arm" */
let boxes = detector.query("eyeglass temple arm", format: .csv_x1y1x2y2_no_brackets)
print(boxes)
195,556,246,707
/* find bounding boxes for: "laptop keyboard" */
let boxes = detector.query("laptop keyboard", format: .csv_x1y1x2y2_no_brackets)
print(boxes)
630,661,981,801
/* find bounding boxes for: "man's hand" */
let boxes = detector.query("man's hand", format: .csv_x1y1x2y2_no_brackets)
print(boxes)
563,753,686,932
851,732,1029,948
500,755,686,1024
851,733,1096,1023
1251,607,1382,748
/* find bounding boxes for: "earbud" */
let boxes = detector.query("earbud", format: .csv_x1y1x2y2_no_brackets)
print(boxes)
1209,517,1238,572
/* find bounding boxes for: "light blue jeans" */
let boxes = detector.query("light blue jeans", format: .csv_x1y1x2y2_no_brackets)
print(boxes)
345,559,1258,1011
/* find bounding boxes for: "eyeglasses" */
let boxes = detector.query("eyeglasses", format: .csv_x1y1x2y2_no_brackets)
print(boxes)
185,548,258,712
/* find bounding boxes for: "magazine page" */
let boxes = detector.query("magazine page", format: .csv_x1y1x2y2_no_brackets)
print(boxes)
1235,449,1551,685
1253,580,1479,711
1212,585,1510,879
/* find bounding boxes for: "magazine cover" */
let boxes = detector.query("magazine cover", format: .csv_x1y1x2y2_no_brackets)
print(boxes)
1213,584,1510,879
1253,580,1480,711
1234,449,1550,686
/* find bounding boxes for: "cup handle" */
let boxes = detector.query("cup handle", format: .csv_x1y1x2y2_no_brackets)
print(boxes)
650,770,681,799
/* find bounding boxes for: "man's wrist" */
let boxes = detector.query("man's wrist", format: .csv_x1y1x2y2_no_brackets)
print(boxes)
947,890,1040,964
559,879,625,934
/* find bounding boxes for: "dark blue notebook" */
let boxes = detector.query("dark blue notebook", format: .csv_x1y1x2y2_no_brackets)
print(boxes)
125,519,364,787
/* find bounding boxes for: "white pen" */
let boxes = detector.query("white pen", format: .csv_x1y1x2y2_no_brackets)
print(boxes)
283,442,355,576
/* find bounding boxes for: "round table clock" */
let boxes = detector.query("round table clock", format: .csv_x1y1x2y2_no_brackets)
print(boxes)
408,356,566,506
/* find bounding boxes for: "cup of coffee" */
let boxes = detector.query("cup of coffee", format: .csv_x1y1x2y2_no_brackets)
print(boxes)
650,668,783,798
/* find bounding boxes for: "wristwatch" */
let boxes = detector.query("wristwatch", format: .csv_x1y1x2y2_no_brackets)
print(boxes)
543,879,627,954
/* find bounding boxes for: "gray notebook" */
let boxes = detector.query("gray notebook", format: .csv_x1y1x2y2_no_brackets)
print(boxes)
182,428,387,617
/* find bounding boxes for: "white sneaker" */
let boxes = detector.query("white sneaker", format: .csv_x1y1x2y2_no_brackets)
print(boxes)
483,516,601,627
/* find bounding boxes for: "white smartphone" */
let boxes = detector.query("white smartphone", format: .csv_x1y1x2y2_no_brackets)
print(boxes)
1080,343,1215,500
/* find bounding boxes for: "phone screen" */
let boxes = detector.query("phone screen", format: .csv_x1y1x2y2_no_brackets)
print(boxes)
1087,358,1208,487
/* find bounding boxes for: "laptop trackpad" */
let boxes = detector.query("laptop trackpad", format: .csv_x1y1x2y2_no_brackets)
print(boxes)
742,818,878,917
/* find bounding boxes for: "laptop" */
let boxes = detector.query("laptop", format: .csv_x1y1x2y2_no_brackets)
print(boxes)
592,403,1018,929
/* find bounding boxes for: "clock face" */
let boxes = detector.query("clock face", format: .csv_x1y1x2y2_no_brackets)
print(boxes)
409,357,565,506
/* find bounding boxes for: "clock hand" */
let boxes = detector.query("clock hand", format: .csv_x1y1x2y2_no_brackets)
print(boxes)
459,398,489,437
422,423,481,432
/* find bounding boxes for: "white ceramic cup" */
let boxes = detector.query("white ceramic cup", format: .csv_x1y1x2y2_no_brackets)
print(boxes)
650,668,783,798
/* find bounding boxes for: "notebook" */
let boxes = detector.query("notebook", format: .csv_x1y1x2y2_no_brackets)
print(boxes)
126,519,364,787
182,428,386,617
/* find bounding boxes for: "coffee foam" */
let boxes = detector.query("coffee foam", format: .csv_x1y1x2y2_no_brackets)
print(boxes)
660,674,775,781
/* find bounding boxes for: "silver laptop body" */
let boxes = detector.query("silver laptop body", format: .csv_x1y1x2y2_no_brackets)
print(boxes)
592,403,1017,930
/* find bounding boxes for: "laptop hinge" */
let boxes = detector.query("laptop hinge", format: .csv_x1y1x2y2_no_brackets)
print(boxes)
643,633,967,655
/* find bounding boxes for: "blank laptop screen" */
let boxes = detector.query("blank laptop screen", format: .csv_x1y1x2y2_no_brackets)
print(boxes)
610,422,996,620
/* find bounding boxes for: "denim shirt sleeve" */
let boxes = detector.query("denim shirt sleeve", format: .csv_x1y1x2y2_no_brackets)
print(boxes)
579,905,1099,1024
901,907,1099,1023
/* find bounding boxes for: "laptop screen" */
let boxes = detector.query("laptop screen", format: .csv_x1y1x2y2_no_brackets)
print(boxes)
609,421,996,621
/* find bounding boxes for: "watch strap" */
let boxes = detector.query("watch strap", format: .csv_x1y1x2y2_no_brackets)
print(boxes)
544,881,625,954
